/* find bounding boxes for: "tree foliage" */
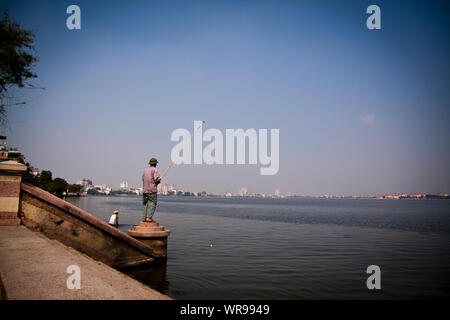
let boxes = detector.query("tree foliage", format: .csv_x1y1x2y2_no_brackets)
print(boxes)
23,164,82,197
38,170,52,190
22,162,39,185
67,184,83,193
47,178,68,196
0,12,38,123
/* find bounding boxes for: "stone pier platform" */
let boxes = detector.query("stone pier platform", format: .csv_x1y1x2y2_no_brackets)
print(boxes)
0,226,171,300
128,222,170,258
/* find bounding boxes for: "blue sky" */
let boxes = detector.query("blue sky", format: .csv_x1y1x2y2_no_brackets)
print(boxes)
2,0,449,195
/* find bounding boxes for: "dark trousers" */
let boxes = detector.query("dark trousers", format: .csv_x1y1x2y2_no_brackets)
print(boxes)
143,192,157,220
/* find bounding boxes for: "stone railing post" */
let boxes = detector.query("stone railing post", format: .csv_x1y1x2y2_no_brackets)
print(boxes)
0,161,27,226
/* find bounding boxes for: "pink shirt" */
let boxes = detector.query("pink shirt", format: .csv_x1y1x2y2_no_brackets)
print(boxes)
142,166,160,193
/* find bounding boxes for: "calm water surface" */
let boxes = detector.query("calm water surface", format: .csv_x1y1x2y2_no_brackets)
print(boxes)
67,196,450,299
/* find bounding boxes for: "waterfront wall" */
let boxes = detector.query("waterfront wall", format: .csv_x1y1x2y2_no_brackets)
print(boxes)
0,162,166,269
20,183,166,268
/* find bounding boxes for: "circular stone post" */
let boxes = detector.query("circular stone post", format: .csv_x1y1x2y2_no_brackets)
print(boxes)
127,221,170,259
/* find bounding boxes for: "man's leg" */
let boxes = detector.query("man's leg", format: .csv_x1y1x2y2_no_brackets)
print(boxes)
143,194,149,221
143,202,148,221
147,193,157,220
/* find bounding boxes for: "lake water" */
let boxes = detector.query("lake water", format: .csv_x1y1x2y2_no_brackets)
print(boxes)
67,196,450,299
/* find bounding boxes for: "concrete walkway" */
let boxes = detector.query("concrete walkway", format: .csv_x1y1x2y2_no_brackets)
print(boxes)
0,226,171,300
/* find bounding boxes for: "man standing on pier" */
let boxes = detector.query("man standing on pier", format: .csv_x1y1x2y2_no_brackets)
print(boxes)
142,157,161,222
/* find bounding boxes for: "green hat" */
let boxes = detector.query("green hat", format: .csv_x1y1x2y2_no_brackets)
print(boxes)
149,158,158,165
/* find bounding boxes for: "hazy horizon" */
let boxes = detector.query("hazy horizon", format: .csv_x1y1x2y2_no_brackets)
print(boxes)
2,0,449,195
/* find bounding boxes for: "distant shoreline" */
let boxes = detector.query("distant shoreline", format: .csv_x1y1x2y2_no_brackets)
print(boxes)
64,194,450,201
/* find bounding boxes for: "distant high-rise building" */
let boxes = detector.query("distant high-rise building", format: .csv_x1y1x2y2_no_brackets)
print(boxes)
77,178,93,187
274,189,281,197
158,183,176,195
119,181,129,191
239,187,248,196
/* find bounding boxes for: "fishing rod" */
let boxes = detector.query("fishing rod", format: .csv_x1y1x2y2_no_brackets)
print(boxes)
160,121,205,179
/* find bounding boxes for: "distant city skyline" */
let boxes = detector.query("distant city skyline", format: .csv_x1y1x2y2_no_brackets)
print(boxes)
71,175,449,199
2,0,449,195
